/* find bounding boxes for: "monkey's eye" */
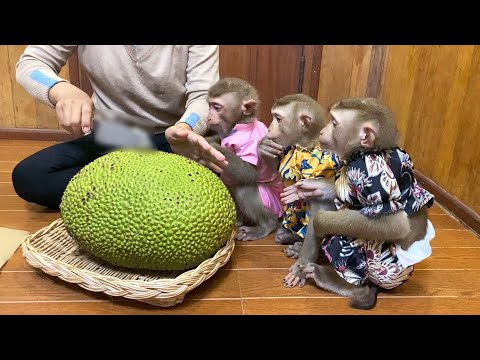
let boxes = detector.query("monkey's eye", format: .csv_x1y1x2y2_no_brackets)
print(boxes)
210,104,222,112
332,119,338,128
275,115,282,123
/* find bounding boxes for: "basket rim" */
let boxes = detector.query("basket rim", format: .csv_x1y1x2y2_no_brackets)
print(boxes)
22,217,236,306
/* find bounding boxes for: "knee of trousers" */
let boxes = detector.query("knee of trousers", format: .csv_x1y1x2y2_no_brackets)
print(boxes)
11,157,46,204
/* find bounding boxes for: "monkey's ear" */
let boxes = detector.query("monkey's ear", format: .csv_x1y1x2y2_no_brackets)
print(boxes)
359,121,379,148
242,100,258,116
299,112,312,128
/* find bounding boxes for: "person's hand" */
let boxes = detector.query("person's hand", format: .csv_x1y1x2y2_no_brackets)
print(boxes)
48,82,94,135
165,123,228,173
280,178,333,204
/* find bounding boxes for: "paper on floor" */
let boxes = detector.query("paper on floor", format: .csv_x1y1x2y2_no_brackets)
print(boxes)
0,227,30,269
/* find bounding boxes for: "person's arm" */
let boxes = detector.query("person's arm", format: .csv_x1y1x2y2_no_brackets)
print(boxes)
175,45,219,136
16,45,78,106
16,45,93,135
166,45,227,173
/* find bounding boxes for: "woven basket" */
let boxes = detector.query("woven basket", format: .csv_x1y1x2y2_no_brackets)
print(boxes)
22,218,236,307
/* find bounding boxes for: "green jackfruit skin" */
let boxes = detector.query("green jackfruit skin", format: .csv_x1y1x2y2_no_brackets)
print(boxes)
60,150,236,271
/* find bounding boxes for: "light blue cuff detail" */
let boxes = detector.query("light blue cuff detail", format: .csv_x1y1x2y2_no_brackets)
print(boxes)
185,113,200,128
30,69,60,88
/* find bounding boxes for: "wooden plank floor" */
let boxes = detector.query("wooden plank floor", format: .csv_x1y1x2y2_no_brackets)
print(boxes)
1,139,480,315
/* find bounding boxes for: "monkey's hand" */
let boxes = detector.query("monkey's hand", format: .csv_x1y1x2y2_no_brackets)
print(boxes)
283,261,309,288
303,263,325,288
283,241,303,258
389,244,396,256
210,143,258,185
281,177,335,204
351,238,366,247
258,138,284,160
165,123,227,173
280,184,302,204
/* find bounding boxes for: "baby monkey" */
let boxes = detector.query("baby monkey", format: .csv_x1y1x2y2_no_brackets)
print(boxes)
283,97,435,310
258,94,338,256
207,77,283,241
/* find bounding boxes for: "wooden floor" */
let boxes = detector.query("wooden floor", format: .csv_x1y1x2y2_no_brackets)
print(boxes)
1,139,480,315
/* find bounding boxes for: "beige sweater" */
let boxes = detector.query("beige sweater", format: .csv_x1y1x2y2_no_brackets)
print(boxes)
16,45,219,135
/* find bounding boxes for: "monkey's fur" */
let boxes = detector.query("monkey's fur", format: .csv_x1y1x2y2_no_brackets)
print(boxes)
259,94,337,253
207,77,281,241
284,97,433,310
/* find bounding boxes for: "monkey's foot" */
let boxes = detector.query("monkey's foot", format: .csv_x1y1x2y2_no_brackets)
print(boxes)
236,225,273,241
235,216,246,227
283,241,303,258
303,263,324,286
350,285,380,310
283,263,308,288
275,227,303,245
303,263,380,310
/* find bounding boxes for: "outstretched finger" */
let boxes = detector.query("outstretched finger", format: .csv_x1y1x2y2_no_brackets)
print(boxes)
205,161,224,174
189,132,226,163
282,184,297,193
263,143,284,156
264,138,284,150
55,104,65,127
281,194,299,204
259,149,280,159
206,145,227,163
281,187,297,198
81,103,93,134
199,149,228,169
295,180,324,190
198,158,225,174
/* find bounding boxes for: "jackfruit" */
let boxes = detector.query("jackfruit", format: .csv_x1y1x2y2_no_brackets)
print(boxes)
60,150,236,271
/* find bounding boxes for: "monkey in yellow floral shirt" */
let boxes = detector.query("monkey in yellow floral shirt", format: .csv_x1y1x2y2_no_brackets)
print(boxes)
279,145,338,241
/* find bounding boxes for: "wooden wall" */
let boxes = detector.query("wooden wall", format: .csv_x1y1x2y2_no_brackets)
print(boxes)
1,45,478,221
381,46,480,215
317,45,373,108
0,45,70,130
316,45,480,219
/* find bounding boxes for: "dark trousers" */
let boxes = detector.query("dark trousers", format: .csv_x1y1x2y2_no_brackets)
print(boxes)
12,132,172,210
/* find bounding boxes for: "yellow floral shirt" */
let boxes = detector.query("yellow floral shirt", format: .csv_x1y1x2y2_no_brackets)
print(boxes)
279,145,338,238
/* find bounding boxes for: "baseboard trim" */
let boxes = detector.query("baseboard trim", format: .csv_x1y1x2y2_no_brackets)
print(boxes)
0,128,75,141
415,169,480,236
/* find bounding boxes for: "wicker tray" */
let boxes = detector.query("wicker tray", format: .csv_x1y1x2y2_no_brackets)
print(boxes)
22,218,236,307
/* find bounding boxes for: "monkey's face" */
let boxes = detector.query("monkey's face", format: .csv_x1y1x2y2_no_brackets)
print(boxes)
268,104,302,147
207,93,242,137
320,109,359,160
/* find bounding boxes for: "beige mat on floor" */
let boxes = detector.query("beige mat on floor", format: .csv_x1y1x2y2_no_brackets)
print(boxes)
0,227,30,269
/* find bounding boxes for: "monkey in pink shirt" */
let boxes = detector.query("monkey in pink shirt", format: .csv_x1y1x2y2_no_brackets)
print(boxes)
221,119,284,218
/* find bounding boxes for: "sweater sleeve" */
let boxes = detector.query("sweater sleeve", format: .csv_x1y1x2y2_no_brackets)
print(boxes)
175,45,219,136
15,45,78,107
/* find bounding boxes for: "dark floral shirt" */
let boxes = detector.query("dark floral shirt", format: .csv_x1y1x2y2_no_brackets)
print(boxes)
334,147,434,217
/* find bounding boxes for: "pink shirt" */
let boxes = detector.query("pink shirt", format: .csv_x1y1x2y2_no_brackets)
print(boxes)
221,119,284,218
